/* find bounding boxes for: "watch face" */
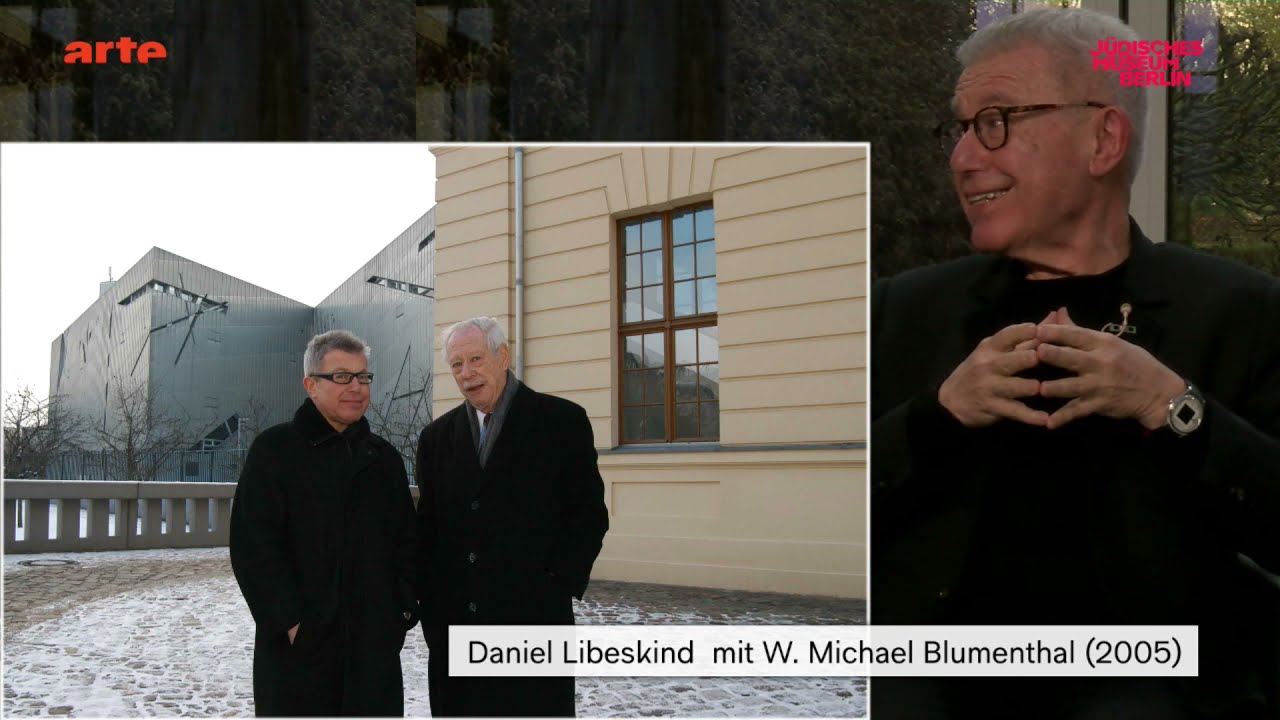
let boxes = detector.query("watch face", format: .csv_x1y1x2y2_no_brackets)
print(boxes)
1169,393,1205,435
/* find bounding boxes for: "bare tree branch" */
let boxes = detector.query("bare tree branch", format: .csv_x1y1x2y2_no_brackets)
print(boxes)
3,386,89,478
94,377,194,482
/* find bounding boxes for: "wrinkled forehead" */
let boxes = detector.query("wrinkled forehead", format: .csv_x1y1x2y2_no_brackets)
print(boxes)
951,43,1089,114
446,327,493,360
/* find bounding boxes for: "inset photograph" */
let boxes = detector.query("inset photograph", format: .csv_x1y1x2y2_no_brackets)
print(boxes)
3,143,869,717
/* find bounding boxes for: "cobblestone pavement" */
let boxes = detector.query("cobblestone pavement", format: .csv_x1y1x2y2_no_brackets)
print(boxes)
3,549,866,717
3,549,232,635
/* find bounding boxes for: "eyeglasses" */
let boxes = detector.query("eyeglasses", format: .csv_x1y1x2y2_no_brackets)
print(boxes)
310,372,374,385
935,102,1107,156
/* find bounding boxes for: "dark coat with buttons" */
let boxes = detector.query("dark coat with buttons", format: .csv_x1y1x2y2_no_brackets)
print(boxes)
415,381,609,717
871,222,1280,715
230,398,420,716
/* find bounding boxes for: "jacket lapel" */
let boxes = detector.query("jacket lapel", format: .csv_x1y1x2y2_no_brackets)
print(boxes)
477,384,534,493
451,406,484,496
1116,221,1172,358
958,256,1020,373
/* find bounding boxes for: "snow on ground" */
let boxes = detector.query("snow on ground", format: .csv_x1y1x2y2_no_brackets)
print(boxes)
4,575,439,717
3,548,866,717
4,548,229,571
4,576,257,716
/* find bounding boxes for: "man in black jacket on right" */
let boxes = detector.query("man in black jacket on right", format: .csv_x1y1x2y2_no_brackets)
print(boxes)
415,316,609,717
871,7,1279,719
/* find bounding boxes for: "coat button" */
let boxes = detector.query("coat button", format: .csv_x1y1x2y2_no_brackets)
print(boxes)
468,552,477,563
403,610,412,621
937,586,951,600
468,602,478,613
1229,486,1246,502
470,500,480,511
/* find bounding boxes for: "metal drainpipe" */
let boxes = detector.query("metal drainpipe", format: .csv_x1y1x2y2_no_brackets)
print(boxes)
514,146,525,380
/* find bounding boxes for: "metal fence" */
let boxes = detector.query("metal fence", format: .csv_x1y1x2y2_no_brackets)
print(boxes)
42,449,249,483
43,448,415,484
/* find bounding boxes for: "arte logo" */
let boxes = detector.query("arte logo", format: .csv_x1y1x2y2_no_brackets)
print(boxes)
1091,37,1203,87
64,37,168,64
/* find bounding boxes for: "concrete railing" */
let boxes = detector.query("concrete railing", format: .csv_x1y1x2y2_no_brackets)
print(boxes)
4,480,237,553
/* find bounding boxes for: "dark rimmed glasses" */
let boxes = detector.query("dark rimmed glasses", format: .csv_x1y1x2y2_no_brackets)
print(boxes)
935,102,1107,156
310,372,374,385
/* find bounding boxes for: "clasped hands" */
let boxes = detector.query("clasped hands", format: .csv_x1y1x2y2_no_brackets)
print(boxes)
939,308,1185,431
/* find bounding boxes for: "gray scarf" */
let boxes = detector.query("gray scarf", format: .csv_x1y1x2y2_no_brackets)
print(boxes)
466,369,519,468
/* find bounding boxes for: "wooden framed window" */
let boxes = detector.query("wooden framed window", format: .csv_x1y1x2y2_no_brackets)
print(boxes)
618,203,719,443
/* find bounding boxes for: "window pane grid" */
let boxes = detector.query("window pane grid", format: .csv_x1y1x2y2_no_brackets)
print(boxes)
672,326,718,440
621,323,717,442
619,204,718,444
623,216,667,323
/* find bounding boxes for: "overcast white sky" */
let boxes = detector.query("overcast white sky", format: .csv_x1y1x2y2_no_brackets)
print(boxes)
1,144,436,402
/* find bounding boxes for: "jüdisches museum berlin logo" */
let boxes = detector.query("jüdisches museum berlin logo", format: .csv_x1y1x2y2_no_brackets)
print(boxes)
1091,38,1203,87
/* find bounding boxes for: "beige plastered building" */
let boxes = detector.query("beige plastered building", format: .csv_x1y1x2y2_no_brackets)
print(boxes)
430,146,867,598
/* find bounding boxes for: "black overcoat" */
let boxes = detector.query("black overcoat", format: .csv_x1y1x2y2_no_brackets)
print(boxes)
415,381,609,717
230,398,420,716
871,221,1280,715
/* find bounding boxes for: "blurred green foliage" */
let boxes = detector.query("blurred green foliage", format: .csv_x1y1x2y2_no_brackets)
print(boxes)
1170,0,1280,276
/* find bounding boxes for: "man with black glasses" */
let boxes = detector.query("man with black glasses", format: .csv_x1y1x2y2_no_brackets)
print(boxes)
231,330,420,716
871,7,1280,719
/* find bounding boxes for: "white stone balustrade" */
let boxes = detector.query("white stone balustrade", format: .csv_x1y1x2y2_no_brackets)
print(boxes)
3,480,237,553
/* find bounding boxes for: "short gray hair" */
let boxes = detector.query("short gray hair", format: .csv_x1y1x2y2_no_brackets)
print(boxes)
443,317,508,357
957,7,1147,185
303,330,371,378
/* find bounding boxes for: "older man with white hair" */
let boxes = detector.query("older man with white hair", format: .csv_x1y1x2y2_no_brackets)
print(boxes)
871,7,1280,719
415,316,609,717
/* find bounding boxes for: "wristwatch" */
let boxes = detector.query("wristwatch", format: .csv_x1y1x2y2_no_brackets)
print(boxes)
1166,382,1205,436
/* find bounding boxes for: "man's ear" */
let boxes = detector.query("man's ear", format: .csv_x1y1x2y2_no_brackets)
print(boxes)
1089,106,1130,180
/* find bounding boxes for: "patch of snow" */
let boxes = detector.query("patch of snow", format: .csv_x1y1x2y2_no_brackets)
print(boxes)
3,549,865,717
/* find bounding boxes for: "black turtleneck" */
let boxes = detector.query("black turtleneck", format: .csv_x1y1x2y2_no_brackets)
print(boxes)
950,260,1143,624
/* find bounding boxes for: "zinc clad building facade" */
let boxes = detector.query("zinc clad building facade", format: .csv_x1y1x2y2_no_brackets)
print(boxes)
314,211,437,456
430,146,867,598
48,210,436,479
51,247,313,456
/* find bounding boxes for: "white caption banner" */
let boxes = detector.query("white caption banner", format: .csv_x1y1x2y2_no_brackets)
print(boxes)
449,625,1197,677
